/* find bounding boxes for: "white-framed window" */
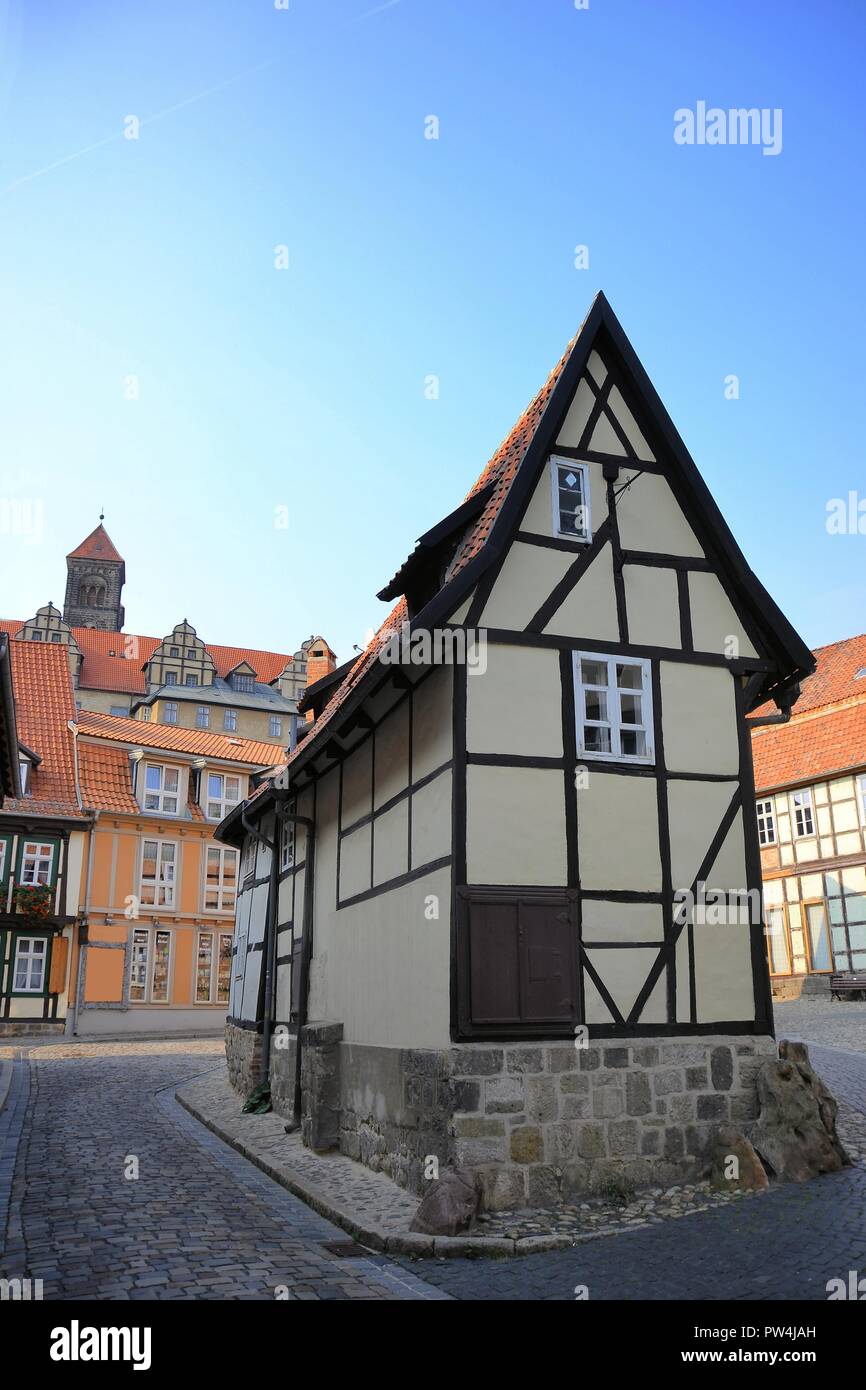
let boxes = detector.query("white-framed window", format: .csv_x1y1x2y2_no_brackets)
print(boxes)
195,930,234,1004
163,702,178,725
279,817,294,872
756,798,776,847
130,928,149,1002
574,652,653,763
186,674,198,687
550,456,591,542
790,788,814,839
13,936,47,992
18,759,31,795
232,673,255,693
143,763,180,814
204,846,238,911
165,671,178,686
140,707,152,722
20,841,55,886
206,772,242,821
241,835,256,879
269,716,282,738
224,709,238,732
196,705,210,729
140,839,177,907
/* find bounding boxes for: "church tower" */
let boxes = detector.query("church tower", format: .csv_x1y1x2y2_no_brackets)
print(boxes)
63,519,126,630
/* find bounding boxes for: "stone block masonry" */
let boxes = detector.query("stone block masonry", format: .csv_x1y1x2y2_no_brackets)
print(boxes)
448,1037,777,1209
224,1025,777,1210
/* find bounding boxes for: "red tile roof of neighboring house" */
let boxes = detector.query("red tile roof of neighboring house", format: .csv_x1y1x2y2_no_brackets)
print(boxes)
1,642,84,820
66,523,124,563
77,742,139,815
0,620,296,695
752,700,866,794
76,710,287,766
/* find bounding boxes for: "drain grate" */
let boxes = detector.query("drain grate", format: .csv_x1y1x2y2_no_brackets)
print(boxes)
320,1239,369,1259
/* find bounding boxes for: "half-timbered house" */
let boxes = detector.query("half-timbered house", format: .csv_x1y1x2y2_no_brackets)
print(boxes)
217,294,813,1206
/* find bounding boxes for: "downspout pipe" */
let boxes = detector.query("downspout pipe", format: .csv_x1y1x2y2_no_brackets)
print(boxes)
745,710,793,730
240,796,315,1121
241,798,285,1087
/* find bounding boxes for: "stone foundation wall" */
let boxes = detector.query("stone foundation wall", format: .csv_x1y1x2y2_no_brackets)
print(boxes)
224,1022,262,1097
447,1037,776,1209
225,1024,777,1210
335,1034,776,1209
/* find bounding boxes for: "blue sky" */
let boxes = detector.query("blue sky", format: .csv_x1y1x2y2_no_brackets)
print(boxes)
1,0,864,662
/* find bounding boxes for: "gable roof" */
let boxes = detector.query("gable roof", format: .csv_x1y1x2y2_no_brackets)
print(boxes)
66,523,124,564
1,642,84,821
237,293,813,806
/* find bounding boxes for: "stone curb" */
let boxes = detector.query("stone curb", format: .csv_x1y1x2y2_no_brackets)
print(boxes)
175,1082,579,1260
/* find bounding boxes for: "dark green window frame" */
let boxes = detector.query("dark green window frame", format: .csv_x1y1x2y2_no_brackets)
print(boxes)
8,928,52,999
0,833,13,889
14,835,60,889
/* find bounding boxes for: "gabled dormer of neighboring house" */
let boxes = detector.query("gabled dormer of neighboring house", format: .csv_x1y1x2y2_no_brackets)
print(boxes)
14,603,84,685
143,620,217,691
217,293,814,1207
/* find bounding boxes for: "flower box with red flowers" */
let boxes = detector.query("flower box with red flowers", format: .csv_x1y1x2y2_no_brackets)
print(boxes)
14,883,53,923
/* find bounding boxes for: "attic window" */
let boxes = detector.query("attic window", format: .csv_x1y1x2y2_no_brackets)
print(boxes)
856,667,866,679
232,673,255,693
550,457,591,542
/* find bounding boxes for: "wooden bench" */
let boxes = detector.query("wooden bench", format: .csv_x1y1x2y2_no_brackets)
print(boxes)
830,972,866,1001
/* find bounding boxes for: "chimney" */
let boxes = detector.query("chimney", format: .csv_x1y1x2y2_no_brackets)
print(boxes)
303,637,337,723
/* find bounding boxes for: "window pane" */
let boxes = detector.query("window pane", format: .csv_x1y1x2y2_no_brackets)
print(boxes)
165,769,179,791
766,908,790,974
151,931,171,1002
580,659,607,687
621,728,647,758
145,766,160,789
584,725,611,753
584,690,608,722
846,894,866,924
217,936,232,1004
619,692,643,725
616,663,642,690
806,904,831,972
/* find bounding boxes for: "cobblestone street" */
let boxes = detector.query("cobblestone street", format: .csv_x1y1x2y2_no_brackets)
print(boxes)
0,1004,864,1302
0,1040,444,1301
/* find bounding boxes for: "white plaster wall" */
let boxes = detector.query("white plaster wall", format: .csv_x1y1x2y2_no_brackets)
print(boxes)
661,662,739,776
577,772,661,891
623,564,681,649
616,472,705,558
467,644,562,758
466,764,567,886
688,571,759,660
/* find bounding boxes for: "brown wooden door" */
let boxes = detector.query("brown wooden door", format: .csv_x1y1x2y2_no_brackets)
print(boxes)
459,888,578,1037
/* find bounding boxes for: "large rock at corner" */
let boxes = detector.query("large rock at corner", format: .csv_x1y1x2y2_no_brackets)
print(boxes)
702,1125,769,1191
409,1167,481,1237
749,1039,849,1183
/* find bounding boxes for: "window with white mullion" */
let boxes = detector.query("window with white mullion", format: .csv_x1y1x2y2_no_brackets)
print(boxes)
140,839,177,908
756,798,776,847
790,788,814,839
206,772,242,822
574,652,654,764
550,457,591,542
19,840,55,886
13,936,47,992
143,763,180,814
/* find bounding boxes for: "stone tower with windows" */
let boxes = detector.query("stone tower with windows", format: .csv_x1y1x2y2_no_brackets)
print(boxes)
63,521,126,630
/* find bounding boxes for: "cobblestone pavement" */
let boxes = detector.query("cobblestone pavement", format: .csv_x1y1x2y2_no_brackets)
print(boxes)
0,1041,447,1301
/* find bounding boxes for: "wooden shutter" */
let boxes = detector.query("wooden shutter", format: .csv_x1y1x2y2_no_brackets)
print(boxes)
459,889,578,1037
48,936,68,994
